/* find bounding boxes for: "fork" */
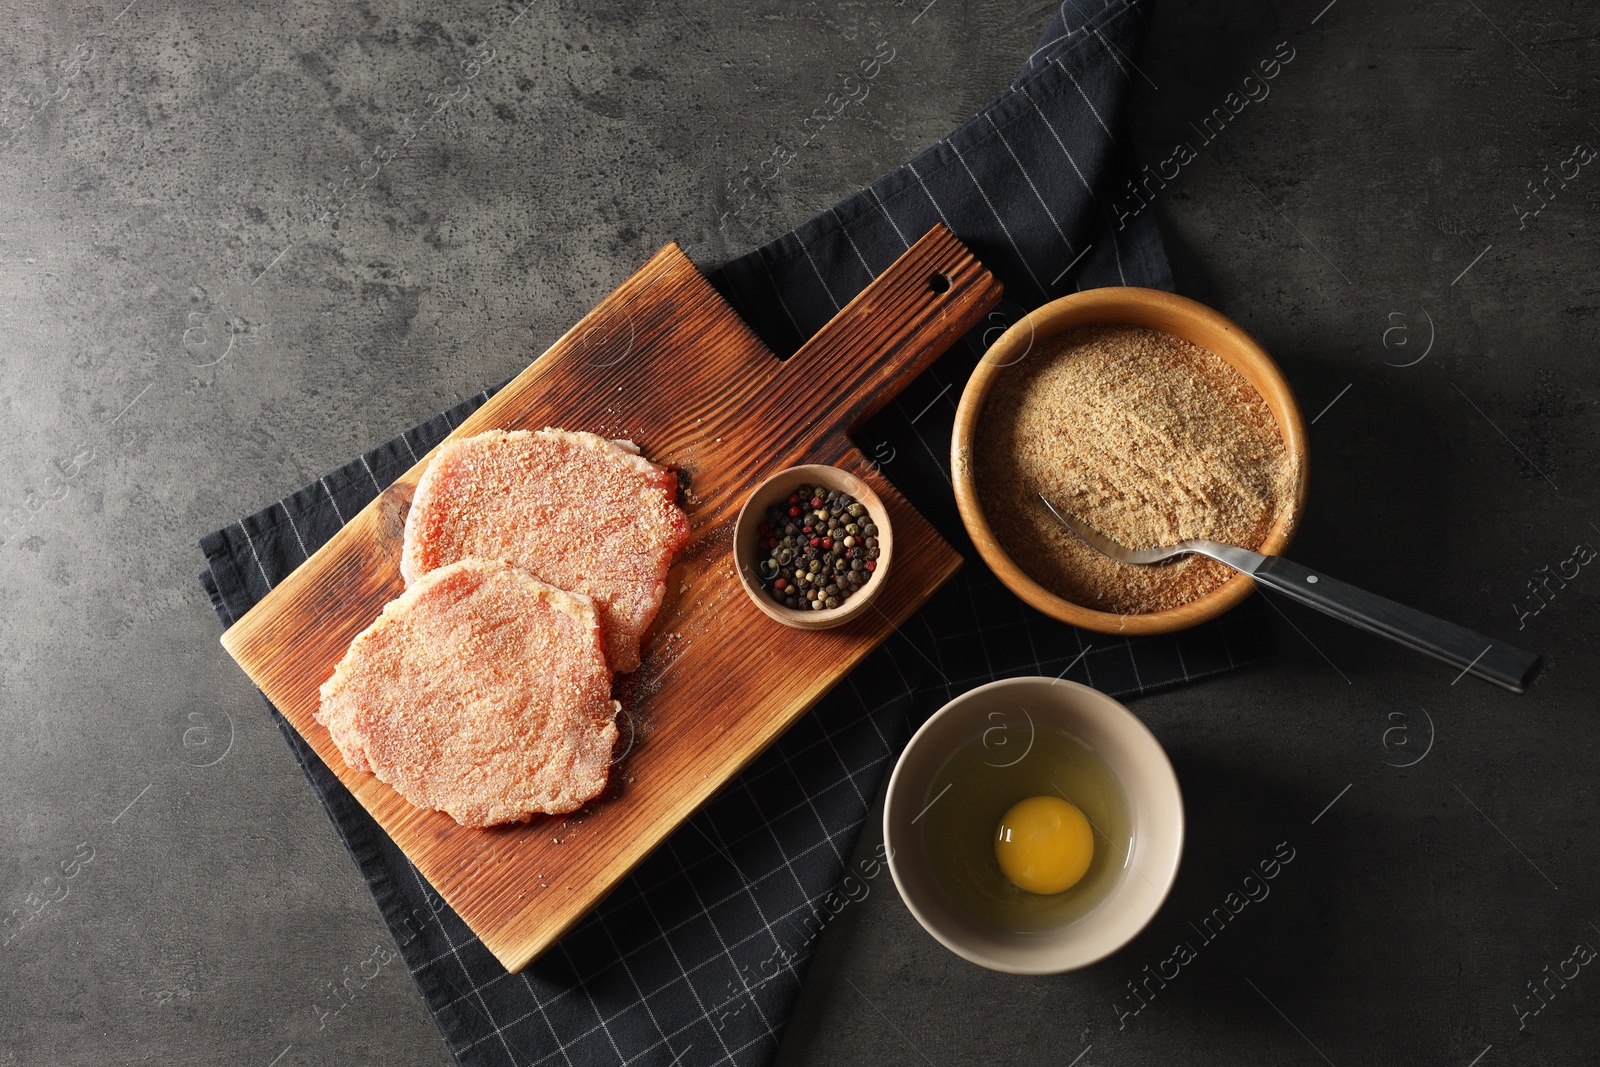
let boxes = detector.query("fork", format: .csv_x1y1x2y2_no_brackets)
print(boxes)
1039,494,1543,693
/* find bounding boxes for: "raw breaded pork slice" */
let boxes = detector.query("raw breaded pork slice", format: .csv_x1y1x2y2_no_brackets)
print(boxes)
400,428,691,673
316,557,619,827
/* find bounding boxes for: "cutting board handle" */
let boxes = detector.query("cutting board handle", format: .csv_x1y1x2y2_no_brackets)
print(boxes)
783,224,1003,440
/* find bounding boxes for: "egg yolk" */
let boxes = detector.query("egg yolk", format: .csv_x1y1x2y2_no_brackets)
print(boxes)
994,795,1094,895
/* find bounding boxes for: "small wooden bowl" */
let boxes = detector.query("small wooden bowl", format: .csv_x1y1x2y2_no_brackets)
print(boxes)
734,464,894,630
951,287,1309,635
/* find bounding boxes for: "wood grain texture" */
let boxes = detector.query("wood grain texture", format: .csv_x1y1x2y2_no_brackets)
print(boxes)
220,224,1002,971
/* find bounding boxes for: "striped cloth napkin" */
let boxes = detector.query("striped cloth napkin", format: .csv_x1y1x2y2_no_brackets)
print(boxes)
199,4,1275,1064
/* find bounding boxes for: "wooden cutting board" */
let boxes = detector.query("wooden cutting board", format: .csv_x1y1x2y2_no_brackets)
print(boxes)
220,224,1002,971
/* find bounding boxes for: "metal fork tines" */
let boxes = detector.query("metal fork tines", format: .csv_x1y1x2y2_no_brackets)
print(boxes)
1036,494,1266,574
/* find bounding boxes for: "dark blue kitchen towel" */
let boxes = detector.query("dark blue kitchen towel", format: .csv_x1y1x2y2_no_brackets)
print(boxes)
199,4,1276,1065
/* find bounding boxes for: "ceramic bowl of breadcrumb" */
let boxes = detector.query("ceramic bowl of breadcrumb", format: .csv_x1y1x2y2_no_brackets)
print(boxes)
951,287,1309,635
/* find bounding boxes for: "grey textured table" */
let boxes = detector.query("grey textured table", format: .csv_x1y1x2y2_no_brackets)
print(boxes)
2,1,1596,1065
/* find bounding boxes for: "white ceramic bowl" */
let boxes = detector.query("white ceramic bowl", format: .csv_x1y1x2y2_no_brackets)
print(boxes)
883,677,1183,973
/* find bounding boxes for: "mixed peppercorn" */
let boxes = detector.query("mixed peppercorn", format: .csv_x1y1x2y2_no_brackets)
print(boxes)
755,484,881,611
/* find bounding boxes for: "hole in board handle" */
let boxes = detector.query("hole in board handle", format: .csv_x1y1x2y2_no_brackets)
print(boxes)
928,272,952,294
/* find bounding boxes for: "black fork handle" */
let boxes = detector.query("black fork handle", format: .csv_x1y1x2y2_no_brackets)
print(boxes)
1252,556,1543,693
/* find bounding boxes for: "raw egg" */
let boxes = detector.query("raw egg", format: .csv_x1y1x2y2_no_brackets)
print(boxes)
994,795,1094,895
923,728,1128,929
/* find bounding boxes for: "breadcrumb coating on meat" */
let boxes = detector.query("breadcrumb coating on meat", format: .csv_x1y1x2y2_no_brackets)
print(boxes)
315,558,619,827
400,428,691,673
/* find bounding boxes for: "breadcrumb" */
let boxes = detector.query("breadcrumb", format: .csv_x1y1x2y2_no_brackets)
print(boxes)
975,325,1298,614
